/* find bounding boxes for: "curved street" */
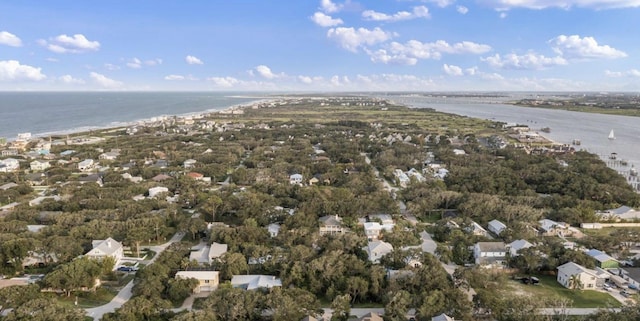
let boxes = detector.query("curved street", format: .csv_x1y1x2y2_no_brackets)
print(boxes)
84,231,185,320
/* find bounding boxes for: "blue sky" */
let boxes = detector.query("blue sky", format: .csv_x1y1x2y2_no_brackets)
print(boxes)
0,0,639,91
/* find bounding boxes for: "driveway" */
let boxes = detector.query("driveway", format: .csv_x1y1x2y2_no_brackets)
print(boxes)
85,231,185,320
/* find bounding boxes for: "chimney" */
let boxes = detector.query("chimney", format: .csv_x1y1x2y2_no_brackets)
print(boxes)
107,240,111,248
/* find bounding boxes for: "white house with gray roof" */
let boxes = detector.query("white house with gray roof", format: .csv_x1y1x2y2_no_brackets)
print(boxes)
85,237,123,269
473,242,507,267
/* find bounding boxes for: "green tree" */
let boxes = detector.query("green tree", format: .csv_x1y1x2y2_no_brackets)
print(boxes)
330,294,351,321
384,290,411,321
4,297,85,321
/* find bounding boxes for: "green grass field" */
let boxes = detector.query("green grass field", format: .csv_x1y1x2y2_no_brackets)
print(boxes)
509,275,622,308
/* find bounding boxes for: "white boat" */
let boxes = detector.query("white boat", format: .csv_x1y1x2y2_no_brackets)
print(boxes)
608,129,615,140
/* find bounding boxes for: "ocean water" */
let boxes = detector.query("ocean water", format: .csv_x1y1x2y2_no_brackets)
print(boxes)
0,92,262,140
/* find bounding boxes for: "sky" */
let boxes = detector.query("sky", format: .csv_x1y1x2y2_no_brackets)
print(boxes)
0,0,639,92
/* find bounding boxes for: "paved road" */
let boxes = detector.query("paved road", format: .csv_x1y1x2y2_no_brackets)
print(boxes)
85,231,185,320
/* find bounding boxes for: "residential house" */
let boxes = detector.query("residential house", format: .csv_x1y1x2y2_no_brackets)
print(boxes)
149,186,169,198
1,149,19,157
621,267,640,289
189,242,229,264
586,249,619,269
473,242,507,267
393,169,410,187
363,240,394,264
30,160,50,171
0,182,18,190
556,261,607,289
29,195,61,206
488,219,507,235
538,219,568,236
596,205,640,221
507,239,534,257
78,159,95,172
231,275,282,290
186,172,204,180
151,174,172,182
466,221,489,237
369,214,394,225
175,271,219,293
300,316,319,321
289,173,303,185
319,215,348,235
98,151,120,161
84,237,123,269
267,223,281,237
359,312,383,321
432,314,455,321
78,174,104,186
0,202,19,212
0,158,20,172
184,159,197,169
363,222,394,241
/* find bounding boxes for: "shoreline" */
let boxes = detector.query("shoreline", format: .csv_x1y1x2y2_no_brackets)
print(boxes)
2,98,277,142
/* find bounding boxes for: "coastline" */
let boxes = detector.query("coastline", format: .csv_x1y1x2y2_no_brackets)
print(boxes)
3,97,277,142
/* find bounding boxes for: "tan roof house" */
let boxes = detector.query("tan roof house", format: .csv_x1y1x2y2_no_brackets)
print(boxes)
175,270,219,293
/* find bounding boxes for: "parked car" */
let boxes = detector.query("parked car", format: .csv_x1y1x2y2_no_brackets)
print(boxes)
117,266,138,272
620,290,631,298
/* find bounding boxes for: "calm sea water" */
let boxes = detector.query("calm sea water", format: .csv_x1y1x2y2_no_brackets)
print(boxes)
394,96,640,172
0,92,261,139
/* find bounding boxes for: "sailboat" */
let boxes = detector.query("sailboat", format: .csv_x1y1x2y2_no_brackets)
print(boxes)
608,129,615,140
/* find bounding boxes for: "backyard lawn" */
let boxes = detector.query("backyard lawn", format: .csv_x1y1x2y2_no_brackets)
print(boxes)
509,275,622,308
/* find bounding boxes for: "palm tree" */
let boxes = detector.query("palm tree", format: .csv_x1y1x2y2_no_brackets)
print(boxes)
568,274,583,290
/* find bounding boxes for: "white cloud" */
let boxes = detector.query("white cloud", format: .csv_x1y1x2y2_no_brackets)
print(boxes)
367,48,418,65
478,0,640,10
499,12,508,18
370,39,492,64
456,5,469,14
40,34,100,54
482,53,567,70
164,75,186,81
0,60,46,81
144,58,162,66
311,12,344,27
127,58,142,69
327,27,394,52
46,58,59,62
605,69,640,78
550,35,627,59
298,76,313,84
90,72,122,88
208,76,240,88
127,57,162,69
58,75,85,84
419,0,455,7
320,0,343,13
185,55,204,65
443,64,464,76
0,31,22,47
253,65,285,79
104,63,121,71
362,6,430,22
